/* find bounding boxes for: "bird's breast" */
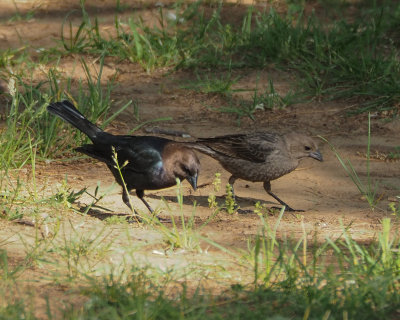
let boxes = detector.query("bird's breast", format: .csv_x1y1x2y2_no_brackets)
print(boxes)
109,160,177,191
221,156,298,182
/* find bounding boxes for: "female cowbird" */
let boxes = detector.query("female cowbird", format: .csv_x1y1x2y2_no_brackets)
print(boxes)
47,100,200,214
188,132,322,212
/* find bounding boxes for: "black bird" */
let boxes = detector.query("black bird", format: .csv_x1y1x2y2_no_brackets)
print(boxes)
188,132,322,212
47,100,200,214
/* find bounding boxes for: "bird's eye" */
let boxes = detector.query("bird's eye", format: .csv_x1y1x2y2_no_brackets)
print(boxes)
304,146,311,151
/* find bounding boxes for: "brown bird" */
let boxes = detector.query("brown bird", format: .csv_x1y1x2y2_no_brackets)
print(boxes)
188,132,322,212
47,100,200,215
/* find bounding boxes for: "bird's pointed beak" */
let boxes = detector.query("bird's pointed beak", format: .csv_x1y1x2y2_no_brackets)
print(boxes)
309,150,323,161
187,173,198,191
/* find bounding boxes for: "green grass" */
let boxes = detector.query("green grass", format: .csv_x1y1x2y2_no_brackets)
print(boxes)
0,55,173,165
320,113,379,209
56,216,400,320
49,0,400,114
387,146,400,160
3,0,400,115
0,299,38,320
2,201,398,319
1,1,400,318
181,70,241,95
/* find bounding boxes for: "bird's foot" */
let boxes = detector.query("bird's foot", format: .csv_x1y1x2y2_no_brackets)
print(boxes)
237,208,254,214
127,214,142,224
154,216,173,223
286,207,305,213
127,214,168,224
271,206,304,213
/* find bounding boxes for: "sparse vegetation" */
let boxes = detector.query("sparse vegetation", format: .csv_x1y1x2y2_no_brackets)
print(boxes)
320,113,379,210
42,0,400,114
1,0,400,319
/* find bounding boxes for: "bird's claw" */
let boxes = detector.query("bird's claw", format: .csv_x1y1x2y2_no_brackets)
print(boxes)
237,208,254,214
286,207,305,212
271,206,304,213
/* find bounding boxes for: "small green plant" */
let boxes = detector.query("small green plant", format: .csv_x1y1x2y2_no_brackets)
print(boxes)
181,71,240,95
320,113,378,209
210,95,258,124
8,0,36,23
0,298,38,320
241,207,286,286
207,173,239,214
387,146,400,160
388,198,400,217
224,183,236,214
51,221,115,281
208,173,221,210
60,5,92,53
0,48,27,68
104,215,129,225
52,178,87,209
252,79,298,110
110,146,135,216
0,249,24,283
156,179,201,251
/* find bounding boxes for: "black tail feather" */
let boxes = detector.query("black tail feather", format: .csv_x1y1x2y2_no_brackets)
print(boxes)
47,100,103,142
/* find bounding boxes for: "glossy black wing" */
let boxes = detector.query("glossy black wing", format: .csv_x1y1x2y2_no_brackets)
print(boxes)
114,140,164,173
76,134,169,174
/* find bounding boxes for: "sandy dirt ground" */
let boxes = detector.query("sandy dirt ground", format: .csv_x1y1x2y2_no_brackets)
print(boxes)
0,0,399,317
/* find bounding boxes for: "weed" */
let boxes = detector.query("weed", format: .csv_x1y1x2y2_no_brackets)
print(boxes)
181,70,240,95
388,199,400,217
241,208,286,286
0,48,28,68
104,215,129,225
0,58,132,164
207,173,238,214
252,79,299,110
387,146,400,160
52,178,87,209
8,0,36,22
320,114,378,209
224,183,236,214
208,173,221,210
39,1,400,115
0,249,22,283
46,1,400,114
0,299,37,320
110,146,136,216
156,179,201,251
214,77,300,123
58,217,400,319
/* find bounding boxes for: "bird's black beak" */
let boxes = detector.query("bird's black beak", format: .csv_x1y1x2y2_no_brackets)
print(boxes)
187,173,198,191
309,150,323,161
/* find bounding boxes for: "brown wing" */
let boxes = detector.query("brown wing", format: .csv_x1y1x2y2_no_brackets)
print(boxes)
197,132,282,163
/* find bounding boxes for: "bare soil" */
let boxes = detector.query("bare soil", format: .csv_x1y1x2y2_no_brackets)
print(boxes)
1,1,399,318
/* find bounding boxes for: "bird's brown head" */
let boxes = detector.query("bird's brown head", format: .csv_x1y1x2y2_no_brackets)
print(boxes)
164,144,200,190
284,133,323,162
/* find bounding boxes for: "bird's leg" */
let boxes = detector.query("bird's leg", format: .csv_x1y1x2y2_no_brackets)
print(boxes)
122,188,142,220
228,175,237,201
228,176,252,214
122,188,133,210
136,190,154,215
263,181,304,212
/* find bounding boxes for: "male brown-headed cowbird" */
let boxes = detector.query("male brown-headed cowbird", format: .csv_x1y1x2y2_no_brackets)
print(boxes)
188,132,322,212
47,100,200,214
